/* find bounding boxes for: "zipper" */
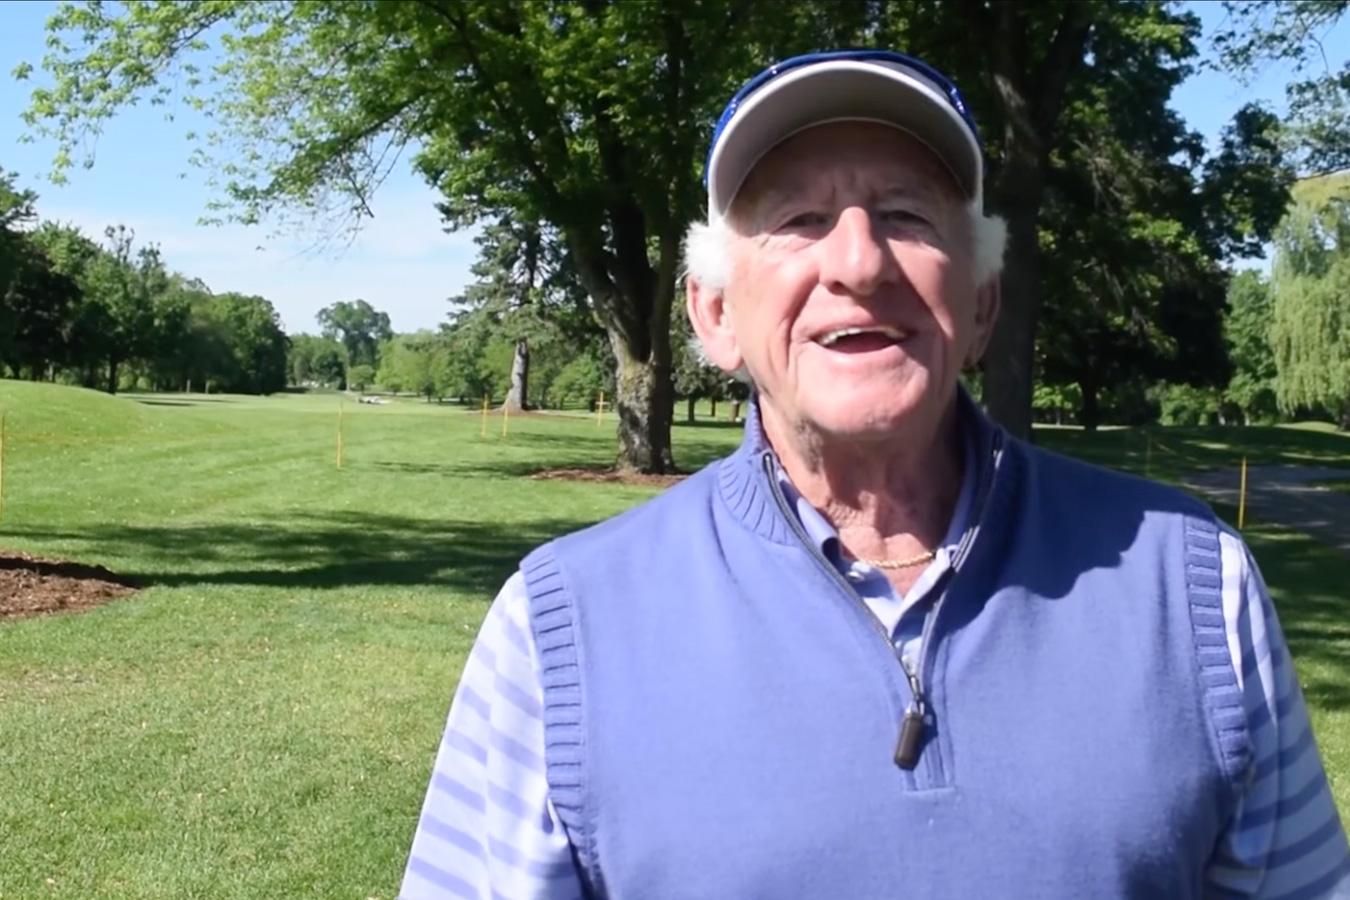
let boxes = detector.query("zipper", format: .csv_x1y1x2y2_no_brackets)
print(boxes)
907,428,1004,757
758,428,1005,773
760,452,929,771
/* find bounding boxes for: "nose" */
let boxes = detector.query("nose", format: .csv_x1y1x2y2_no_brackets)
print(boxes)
817,206,897,296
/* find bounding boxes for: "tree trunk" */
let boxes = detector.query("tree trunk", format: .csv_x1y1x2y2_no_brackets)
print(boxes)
107,357,119,395
730,399,742,423
686,396,695,423
975,3,1093,441
1339,401,1350,432
611,333,675,474
1079,379,1100,432
709,397,717,419
503,338,530,412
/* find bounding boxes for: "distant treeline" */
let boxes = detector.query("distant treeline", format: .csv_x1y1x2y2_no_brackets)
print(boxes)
1,168,288,394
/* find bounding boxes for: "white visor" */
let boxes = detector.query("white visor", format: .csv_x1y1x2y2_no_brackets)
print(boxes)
706,59,983,219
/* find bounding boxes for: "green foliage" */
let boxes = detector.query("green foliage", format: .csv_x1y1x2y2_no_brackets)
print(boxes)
0,169,82,379
1270,175,1350,427
1151,382,1221,426
1223,271,1280,424
377,331,449,400
442,216,610,408
548,354,613,410
288,333,346,388
1033,4,1289,428
16,0,885,471
1216,1,1350,175
346,363,375,392
16,1,1306,453
7,204,292,395
204,292,290,394
316,299,392,369
1031,382,1082,425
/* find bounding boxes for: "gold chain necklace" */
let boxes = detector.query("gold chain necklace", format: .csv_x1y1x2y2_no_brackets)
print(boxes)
853,549,937,570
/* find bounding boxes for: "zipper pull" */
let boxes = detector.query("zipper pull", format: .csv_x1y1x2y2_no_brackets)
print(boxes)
895,659,927,770
894,706,925,769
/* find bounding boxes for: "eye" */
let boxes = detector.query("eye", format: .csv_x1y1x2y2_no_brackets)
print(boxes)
879,208,930,226
780,211,831,230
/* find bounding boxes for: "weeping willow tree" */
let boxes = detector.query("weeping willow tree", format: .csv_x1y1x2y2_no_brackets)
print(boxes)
1269,175,1350,429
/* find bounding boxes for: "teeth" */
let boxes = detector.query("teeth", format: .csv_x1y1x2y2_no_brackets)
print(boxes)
818,326,907,347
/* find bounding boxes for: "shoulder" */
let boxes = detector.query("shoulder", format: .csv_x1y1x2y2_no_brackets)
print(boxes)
1012,436,1216,524
536,458,727,561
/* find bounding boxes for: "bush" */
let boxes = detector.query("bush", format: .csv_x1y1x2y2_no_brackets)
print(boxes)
1151,383,1219,426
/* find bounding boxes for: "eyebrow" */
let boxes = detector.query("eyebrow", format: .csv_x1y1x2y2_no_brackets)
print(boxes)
736,179,940,229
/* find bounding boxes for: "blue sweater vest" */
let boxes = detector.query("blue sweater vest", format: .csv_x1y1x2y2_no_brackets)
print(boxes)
522,403,1249,899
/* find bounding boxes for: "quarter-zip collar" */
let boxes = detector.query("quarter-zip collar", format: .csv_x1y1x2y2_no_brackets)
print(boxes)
717,386,1009,554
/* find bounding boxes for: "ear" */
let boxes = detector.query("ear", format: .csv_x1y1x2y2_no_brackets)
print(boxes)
686,275,744,373
964,277,1001,369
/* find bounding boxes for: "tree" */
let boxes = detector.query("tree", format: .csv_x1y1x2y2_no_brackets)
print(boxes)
1215,0,1350,176
1269,176,1350,429
0,168,38,294
317,299,392,371
378,331,447,400
28,222,168,393
25,1,1291,454
881,1,1096,439
93,226,170,392
448,220,544,413
0,169,82,379
1031,8,1289,429
347,363,375,393
1223,271,1279,425
26,222,109,387
445,217,606,411
20,1,883,472
0,247,82,380
288,334,347,388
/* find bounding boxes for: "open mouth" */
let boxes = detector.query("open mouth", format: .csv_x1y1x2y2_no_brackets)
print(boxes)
815,326,911,353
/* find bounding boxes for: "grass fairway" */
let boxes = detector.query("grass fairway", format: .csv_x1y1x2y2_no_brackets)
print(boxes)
0,381,1346,898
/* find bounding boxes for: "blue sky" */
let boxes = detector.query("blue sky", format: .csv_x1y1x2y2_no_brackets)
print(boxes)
0,2,1346,334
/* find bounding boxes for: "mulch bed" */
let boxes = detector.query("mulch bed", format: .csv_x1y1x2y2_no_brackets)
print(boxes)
530,467,688,488
0,550,138,620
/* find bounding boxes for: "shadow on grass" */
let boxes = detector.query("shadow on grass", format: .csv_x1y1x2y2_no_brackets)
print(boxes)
1247,531,1350,713
126,395,236,406
1036,424,1350,483
15,511,599,598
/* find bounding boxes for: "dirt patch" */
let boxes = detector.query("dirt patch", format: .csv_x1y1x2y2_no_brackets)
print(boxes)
530,466,687,489
0,550,138,620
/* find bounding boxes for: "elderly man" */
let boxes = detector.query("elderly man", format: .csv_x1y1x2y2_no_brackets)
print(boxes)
400,51,1349,899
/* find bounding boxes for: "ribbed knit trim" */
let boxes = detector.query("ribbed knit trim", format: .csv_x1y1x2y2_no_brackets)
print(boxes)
519,546,599,887
717,390,1006,548
715,397,799,545
1183,516,1252,792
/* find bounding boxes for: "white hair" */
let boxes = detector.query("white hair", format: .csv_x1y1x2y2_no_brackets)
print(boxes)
681,203,1008,292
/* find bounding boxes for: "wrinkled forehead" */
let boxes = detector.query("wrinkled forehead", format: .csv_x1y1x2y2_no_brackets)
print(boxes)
729,123,961,228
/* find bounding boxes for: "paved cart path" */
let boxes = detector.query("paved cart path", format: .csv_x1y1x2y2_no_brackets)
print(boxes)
1182,466,1350,556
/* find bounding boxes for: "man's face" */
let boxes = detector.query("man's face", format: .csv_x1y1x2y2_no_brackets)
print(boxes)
704,122,996,444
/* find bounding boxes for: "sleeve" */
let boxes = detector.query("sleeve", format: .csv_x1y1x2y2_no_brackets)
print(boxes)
1204,530,1350,899
399,571,585,900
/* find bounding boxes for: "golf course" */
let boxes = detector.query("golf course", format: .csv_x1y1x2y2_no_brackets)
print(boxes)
1,379,1347,899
